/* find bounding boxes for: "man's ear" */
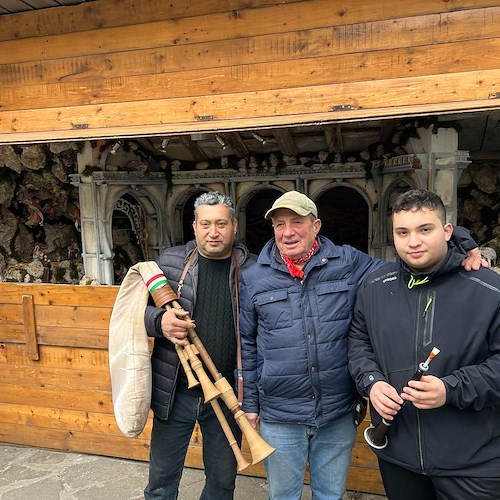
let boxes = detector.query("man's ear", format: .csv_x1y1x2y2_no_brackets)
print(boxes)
444,222,453,242
313,218,322,235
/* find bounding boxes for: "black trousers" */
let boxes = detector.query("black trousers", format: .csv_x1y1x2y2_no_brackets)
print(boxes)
378,458,500,500
145,391,241,500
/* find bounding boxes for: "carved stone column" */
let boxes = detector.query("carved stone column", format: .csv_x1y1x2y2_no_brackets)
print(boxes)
407,126,470,224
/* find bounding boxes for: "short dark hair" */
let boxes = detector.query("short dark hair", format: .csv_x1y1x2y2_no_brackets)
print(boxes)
194,191,236,221
392,189,446,224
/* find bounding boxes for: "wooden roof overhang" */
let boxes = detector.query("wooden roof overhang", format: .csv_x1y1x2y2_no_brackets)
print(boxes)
1,0,500,144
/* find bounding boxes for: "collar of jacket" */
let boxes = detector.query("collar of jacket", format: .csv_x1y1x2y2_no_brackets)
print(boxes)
257,235,340,269
184,239,251,268
398,244,466,283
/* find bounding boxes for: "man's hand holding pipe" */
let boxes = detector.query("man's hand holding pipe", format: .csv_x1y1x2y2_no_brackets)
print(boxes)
369,381,404,421
245,412,259,429
401,375,446,409
160,308,194,346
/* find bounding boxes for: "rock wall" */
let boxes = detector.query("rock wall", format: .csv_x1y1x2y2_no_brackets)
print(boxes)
0,139,498,283
458,160,500,264
0,143,82,283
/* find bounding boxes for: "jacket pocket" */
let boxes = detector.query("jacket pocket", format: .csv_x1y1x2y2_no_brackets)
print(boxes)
255,289,292,330
315,281,350,321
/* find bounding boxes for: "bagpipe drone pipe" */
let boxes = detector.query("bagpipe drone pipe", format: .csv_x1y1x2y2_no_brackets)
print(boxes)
109,261,275,471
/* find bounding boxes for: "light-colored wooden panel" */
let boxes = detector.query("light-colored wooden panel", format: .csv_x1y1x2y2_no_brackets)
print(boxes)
350,441,380,468
1,0,498,64
33,304,112,329
0,402,152,437
2,6,499,88
0,283,118,306
3,37,500,113
346,466,385,496
22,294,39,360
0,421,151,461
0,383,113,413
0,303,23,326
0,325,110,348
0,324,24,343
0,0,306,42
1,69,499,142
36,326,110,349
0,343,109,371
0,364,112,391
0,303,112,331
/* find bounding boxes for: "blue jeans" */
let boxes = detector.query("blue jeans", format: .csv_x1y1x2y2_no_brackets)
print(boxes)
260,413,356,500
144,391,241,500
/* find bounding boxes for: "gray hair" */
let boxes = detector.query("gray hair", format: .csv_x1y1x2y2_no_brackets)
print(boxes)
194,191,236,221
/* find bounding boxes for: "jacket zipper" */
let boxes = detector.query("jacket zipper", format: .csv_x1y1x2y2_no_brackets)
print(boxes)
415,288,437,472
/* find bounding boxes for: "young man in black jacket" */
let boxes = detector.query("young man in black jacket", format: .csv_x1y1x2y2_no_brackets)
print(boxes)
348,189,500,499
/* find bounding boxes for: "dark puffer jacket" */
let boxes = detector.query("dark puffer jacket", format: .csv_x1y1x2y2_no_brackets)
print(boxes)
348,247,500,477
144,240,255,420
240,236,384,427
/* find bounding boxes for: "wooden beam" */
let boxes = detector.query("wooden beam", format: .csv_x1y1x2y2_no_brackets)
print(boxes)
219,132,249,158
3,7,500,87
178,135,208,162
22,294,39,361
324,125,343,153
0,0,306,42
272,128,297,156
2,69,500,142
4,36,500,114
0,0,499,64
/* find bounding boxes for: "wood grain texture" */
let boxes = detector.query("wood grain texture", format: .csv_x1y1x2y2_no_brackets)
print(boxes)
1,1,500,143
0,281,385,494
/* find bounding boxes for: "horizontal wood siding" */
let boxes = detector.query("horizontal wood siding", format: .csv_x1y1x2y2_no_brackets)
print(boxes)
0,282,384,494
1,0,500,142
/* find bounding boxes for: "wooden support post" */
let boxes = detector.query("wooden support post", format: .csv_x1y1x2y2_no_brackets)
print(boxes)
22,294,39,361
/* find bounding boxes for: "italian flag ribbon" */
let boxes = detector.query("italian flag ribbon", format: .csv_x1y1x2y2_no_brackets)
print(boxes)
146,273,168,292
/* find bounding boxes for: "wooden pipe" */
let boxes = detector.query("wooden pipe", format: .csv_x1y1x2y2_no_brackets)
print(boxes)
168,300,275,465
147,268,275,466
214,376,275,465
175,345,199,389
146,268,250,470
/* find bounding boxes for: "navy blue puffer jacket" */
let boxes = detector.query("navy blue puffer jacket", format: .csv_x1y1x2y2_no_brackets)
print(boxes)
240,236,384,427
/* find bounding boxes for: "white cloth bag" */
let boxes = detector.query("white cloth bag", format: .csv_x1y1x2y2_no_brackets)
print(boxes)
109,262,158,437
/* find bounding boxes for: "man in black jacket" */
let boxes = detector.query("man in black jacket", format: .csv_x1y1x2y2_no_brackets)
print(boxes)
143,191,255,500
348,189,500,499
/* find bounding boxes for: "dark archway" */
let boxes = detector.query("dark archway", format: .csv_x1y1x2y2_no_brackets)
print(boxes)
244,188,282,255
111,193,147,284
181,190,205,245
316,186,369,252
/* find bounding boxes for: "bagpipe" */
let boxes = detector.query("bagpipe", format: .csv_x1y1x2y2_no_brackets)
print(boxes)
364,347,440,449
109,261,274,471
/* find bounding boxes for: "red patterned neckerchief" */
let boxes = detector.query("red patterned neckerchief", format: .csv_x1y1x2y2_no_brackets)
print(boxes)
280,237,319,279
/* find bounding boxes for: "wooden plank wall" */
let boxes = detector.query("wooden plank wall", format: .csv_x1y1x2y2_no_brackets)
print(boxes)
1,0,500,143
0,282,385,495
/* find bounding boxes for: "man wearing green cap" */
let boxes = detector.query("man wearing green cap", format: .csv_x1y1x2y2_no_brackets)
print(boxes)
239,190,485,500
